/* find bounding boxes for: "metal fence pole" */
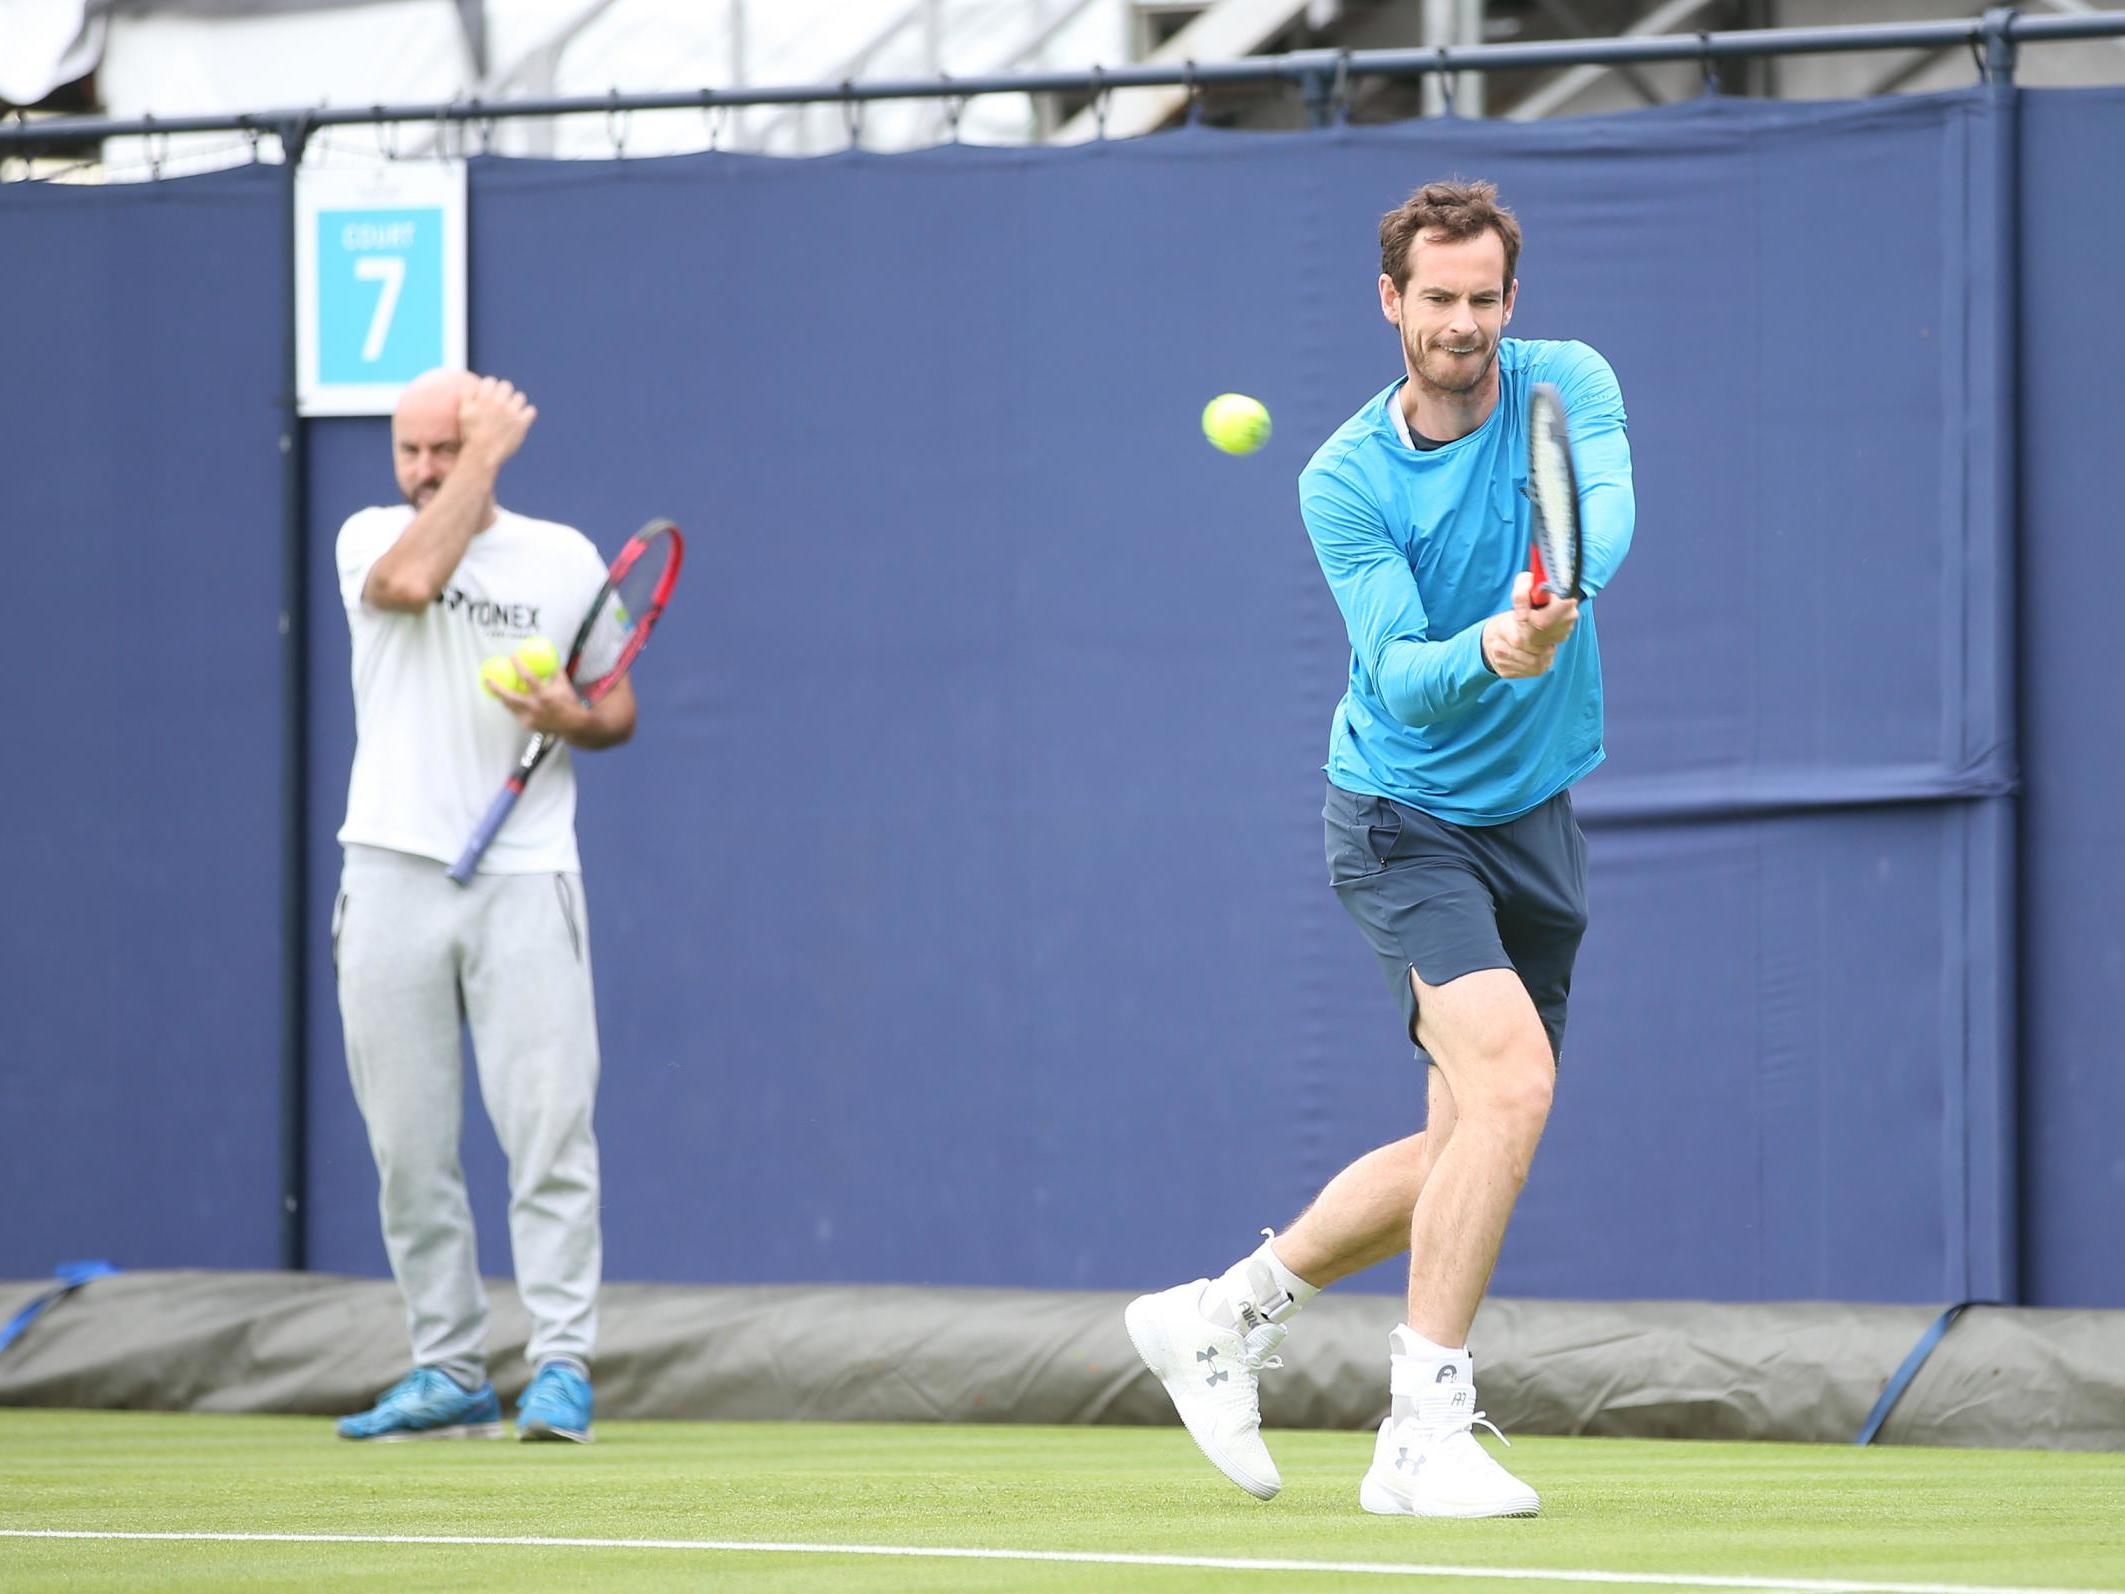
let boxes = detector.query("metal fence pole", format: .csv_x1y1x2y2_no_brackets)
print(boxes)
278,114,314,1273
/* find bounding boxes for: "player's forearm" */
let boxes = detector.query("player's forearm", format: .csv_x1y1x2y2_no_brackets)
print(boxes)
364,460,502,609
1575,481,1635,597
562,694,635,751
1567,412,1634,597
1373,621,1495,726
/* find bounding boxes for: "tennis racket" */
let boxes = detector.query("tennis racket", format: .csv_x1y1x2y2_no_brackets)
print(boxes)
1524,382,1582,609
445,518,685,886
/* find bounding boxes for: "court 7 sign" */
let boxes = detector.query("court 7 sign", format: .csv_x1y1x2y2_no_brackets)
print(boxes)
295,161,467,417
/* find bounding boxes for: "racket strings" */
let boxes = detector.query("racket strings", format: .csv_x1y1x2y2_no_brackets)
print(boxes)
1527,400,1580,594
575,537,675,685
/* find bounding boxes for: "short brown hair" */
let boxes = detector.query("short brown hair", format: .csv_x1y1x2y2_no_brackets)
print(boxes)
1379,179,1522,293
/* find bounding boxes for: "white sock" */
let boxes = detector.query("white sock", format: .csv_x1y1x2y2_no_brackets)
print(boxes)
1388,1323,1473,1419
1204,1229,1322,1331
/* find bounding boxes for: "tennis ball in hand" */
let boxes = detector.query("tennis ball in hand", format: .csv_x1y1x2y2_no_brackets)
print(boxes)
1202,392,1272,455
479,654,526,697
517,635,560,681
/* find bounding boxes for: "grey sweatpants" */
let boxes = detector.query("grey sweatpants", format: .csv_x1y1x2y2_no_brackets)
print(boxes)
334,844,602,1389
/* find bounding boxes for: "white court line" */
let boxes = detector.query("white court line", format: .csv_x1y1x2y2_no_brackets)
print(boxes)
1,1531,2119,1594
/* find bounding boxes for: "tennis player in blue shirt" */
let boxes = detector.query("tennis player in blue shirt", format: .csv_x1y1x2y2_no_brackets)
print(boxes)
1129,180,1633,1519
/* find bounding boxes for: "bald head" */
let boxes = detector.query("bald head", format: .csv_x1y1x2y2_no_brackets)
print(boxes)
391,367,478,512
394,366,475,433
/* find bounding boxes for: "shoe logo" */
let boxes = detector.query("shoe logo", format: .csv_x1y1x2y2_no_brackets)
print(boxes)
1435,1365,1459,1384
1395,1446,1427,1477
1196,1348,1229,1387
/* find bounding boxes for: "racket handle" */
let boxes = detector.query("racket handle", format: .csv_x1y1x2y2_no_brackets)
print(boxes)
446,779,526,886
1527,538,1553,608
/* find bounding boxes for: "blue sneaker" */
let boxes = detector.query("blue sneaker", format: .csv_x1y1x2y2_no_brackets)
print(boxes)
336,1368,504,1441
516,1361,594,1443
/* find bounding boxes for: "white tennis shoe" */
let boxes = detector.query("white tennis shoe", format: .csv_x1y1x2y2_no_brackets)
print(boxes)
1125,1279,1288,1500
1358,1369,1540,1519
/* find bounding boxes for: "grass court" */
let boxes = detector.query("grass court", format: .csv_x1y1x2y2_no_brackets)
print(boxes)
4,1409,2121,1592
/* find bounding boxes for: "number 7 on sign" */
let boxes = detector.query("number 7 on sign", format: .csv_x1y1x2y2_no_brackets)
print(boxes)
353,255,406,363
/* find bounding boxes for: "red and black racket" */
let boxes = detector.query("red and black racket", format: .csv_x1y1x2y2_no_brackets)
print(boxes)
1525,383,1582,609
446,518,684,885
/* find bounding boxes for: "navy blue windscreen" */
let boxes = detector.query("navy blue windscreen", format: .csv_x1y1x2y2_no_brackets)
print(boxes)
0,165,287,1273
2016,89,2125,1308
289,92,2023,1303
10,89,2121,1308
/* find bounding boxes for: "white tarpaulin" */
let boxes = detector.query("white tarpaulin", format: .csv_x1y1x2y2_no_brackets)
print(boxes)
8,0,1132,175
0,0,104,105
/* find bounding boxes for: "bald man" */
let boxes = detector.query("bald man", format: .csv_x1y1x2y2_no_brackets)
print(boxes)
332,370,635,1444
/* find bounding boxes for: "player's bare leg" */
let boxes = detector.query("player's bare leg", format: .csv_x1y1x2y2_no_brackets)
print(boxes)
1361,965,1550,1517
1274,1071,1458,1287
1404,968,1551,1341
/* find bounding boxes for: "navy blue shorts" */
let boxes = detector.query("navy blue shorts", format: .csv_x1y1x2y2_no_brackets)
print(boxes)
1322,780,1588,1063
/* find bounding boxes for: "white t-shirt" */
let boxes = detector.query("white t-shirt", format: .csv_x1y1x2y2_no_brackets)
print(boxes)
336,504,610,873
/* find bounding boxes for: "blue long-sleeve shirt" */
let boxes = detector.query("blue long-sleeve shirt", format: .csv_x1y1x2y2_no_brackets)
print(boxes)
1301,338,1634,825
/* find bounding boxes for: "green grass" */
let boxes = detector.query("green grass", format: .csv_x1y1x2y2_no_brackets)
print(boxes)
2,1410,2121,1592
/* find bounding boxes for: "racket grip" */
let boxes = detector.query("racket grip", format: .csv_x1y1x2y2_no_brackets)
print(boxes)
446,780,525,886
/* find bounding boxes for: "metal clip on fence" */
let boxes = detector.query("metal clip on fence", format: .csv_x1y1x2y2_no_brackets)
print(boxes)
841,82,862,149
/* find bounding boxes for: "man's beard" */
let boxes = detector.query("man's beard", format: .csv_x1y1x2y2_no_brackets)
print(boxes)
1411,331,1494,395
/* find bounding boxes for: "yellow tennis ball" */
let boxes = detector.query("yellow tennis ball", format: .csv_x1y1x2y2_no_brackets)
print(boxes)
518,635,560,681
1202,392,1271,455
479,654,526,696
